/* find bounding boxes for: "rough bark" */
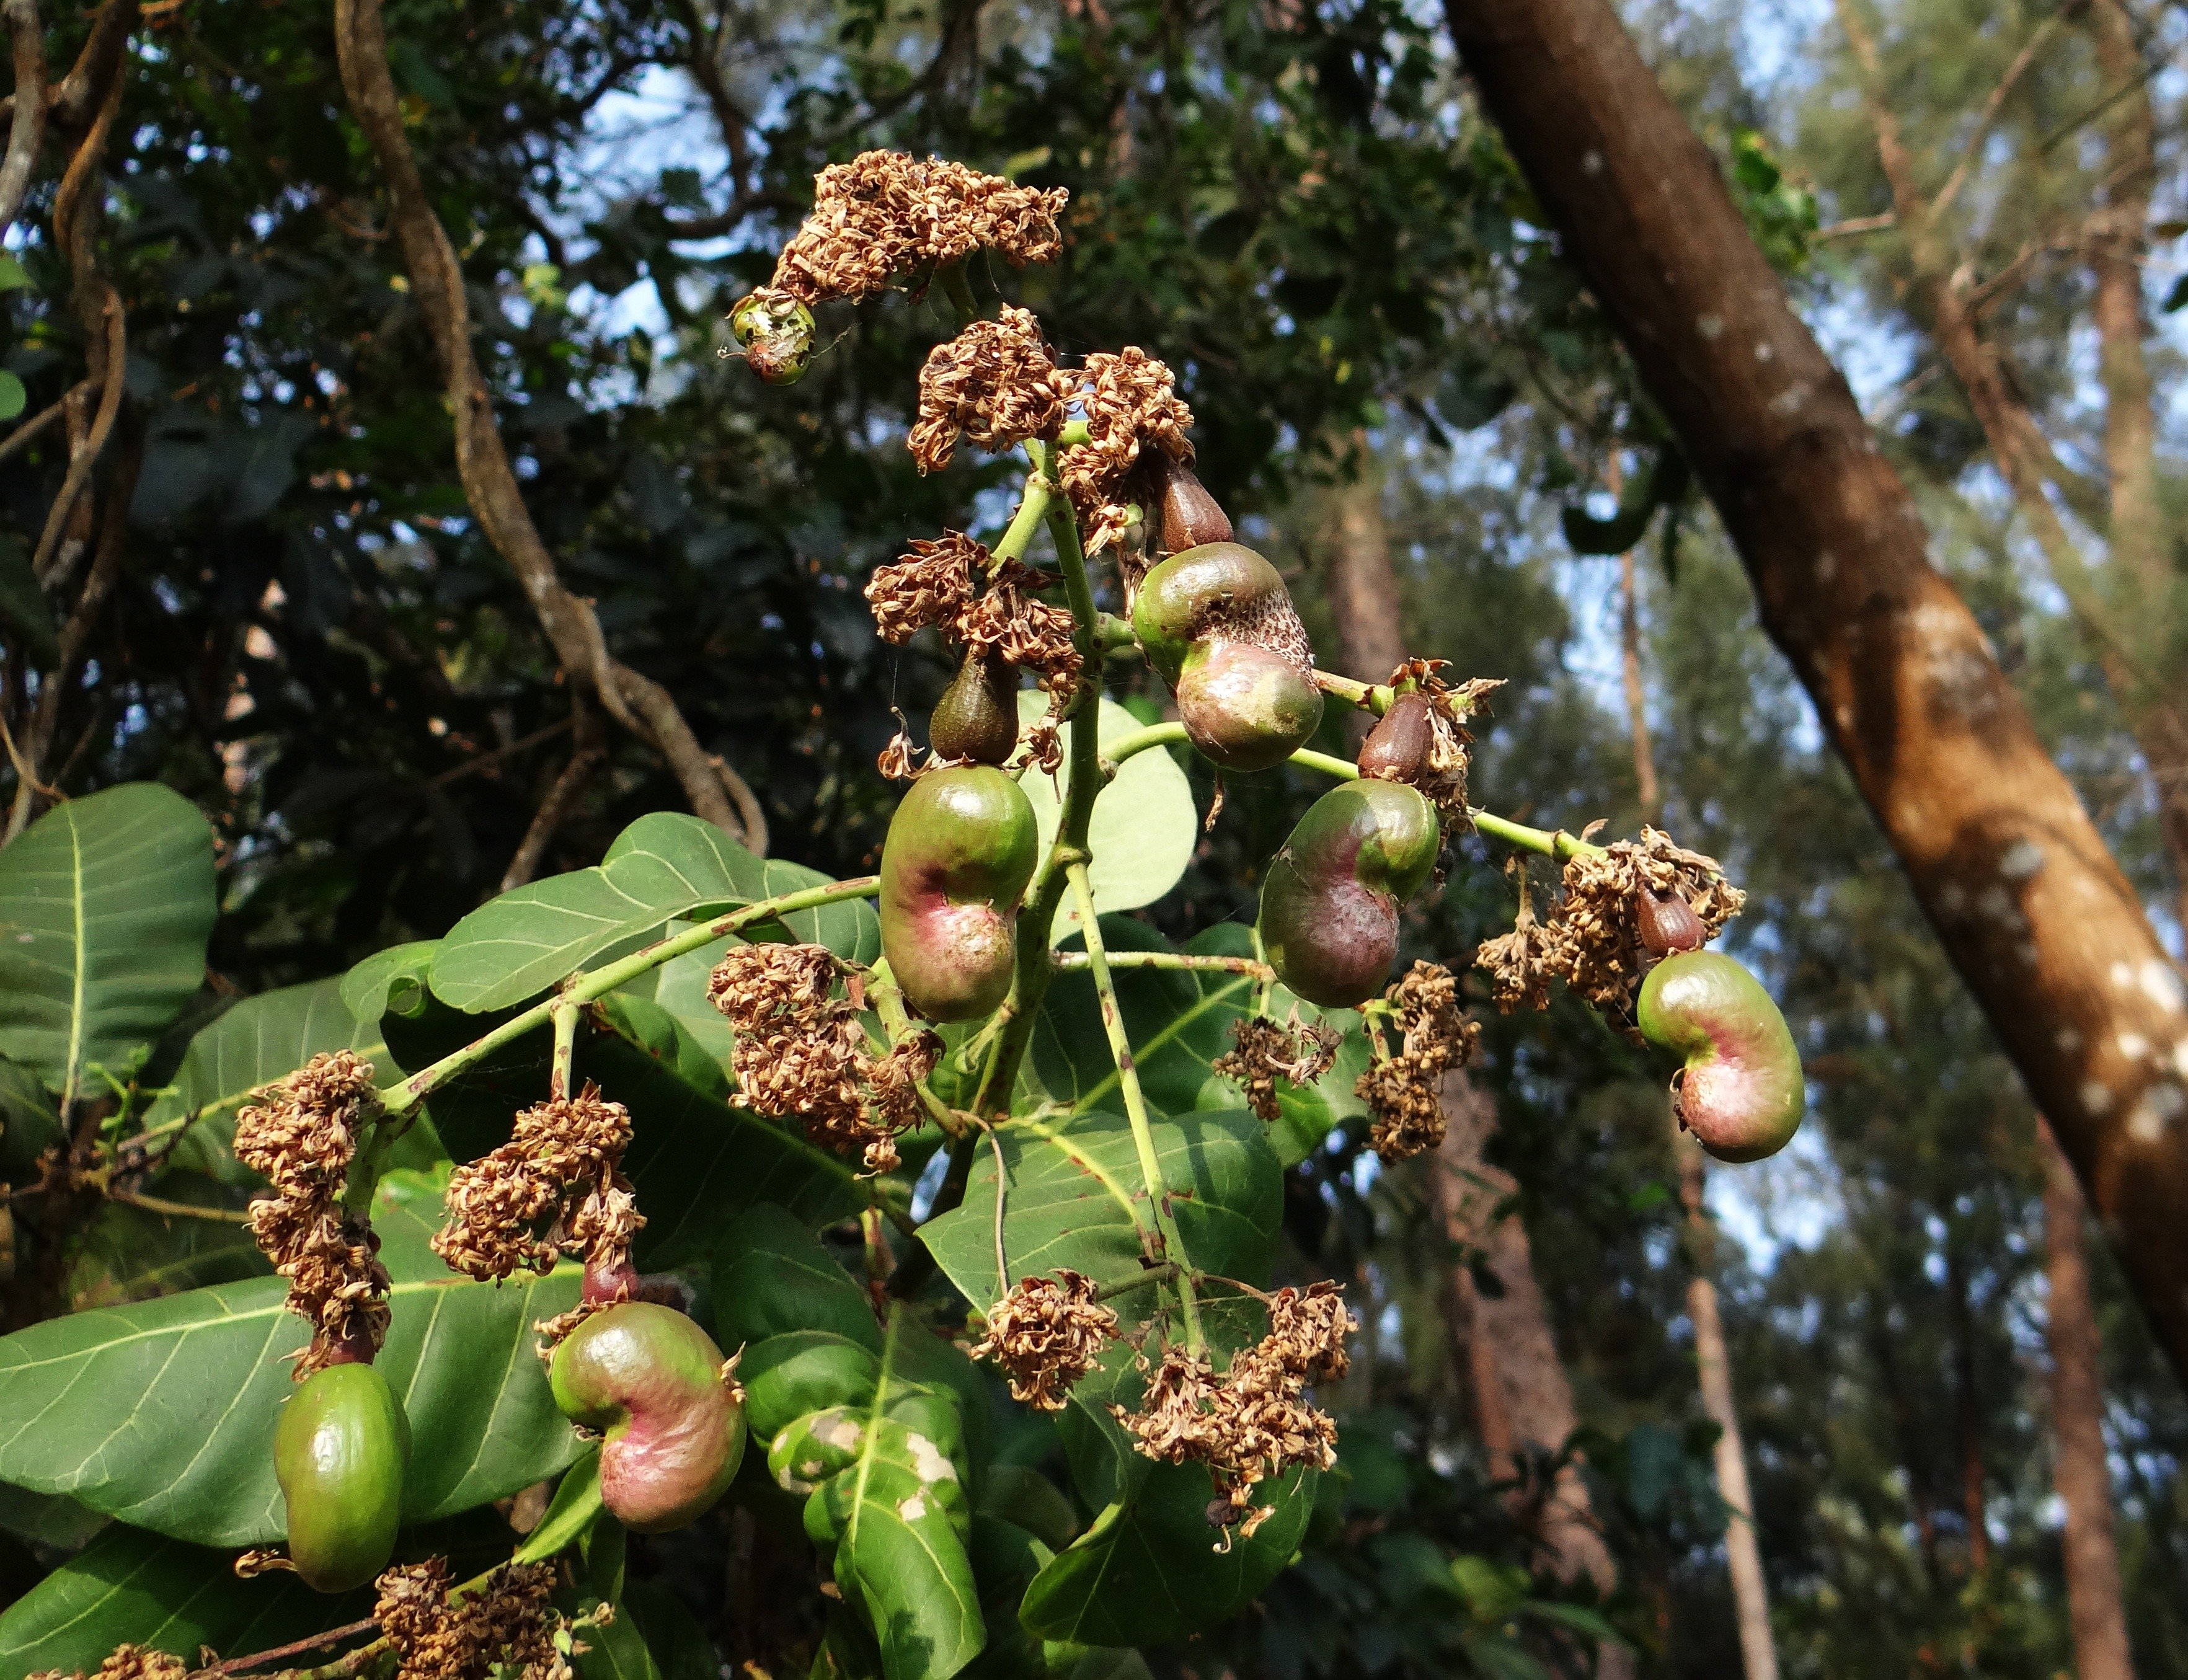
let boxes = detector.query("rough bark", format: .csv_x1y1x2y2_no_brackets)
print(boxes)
1445,0,2188,1388
1324,456,1408,697
2042,1119,2138,1680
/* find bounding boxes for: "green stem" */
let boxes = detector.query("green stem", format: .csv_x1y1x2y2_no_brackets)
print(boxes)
1280,750,1607,860
376,876,881,1118
1104,720,1189,772
937,260,981,326
549,1000,578,1102
1313,669,1394,713
1052,950,1272,978
1066,861,1203,1355
990,469,1053,565
1092,1262,1179,1303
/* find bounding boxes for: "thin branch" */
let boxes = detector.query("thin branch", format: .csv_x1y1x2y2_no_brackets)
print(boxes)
0,0,46,236
108,1189,253,1224
423,714,575,792
1929,7,2072,227
47,0,132,132
29,286,122,585
1815,211,1897,241
193,1618,379,1678
0,386,74,467
500,704,603,891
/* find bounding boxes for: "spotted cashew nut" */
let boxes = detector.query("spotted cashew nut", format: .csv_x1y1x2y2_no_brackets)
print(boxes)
551,1301,747,1532
879,764,1039,1022
1131,542,1324,771
1637,949,1806,1163
1258,779,1441,1007
275,1361,410,1593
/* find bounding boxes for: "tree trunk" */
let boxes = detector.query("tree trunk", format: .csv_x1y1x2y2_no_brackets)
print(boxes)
2042,1120,2138,1680
1444,0,2188,1390
1324,454,1408,720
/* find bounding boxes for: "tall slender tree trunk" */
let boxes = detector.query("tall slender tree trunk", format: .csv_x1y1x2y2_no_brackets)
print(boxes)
2042,1120,2138,1680
1325,454,1407,741
1445,0,2188,1390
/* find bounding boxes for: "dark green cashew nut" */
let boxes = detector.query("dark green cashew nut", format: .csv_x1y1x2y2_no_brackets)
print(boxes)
1131,542,1324,771
1636,951,1806,1163
1257,779,1440,1007
879,765,1039,1021
929,650,1019,766
729,288,818,386
551,1301,747,1533
275,1361,410,1593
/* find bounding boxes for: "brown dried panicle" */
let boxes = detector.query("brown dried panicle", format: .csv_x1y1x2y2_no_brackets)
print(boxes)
764,151,1067,306
432,1084,640,1284
1058,348,1195,555
1213,1017,1340,1123
1261,1281,1357,1386
1474,901,1555,1015
1014,705,1065,777
908,306,1071,473
26,1645,188,1680
1541,827,1745,1019
970,1269,1120,1409
866,532,983,644
232,1050,391,1376
1354,962,1479,1164
955,559,1081,697
706,942,931,1172
375,1559,570,1680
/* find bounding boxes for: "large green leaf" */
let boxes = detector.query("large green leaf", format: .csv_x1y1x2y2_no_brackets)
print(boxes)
0,1191,582,1547
714,1205,883,1355
0,784,217,1109
0,1522,373,1678
427,813,876,1012
1013,696,1195,945
916,1108,1281,1315
147,978,390,1184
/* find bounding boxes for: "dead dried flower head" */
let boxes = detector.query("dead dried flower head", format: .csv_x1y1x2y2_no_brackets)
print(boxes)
1261,1281,1357,1386
971,1269,1120,1409
908,307,1071,473
955,559,1081,696
866,533,983,644
27,1645,189,1680
1370,661,1504,829
1474,899,1554,1014
233,1050,391,1376
376,1558,571,1680
1542,828,1744,1020
1058,348,1195,555
433,1084,641,1284
1213,1018,1340,1123
1355,962,1478,1164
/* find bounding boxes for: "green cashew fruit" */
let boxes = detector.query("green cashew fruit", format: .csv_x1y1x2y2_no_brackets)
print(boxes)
729,288,817,386
1257,779,1441,1007
1131,542,1324,771
929,650,1019,766
1636,950,1805,1164
551,1301,747,1534
879,765,1039,1022
274,1361,410,1593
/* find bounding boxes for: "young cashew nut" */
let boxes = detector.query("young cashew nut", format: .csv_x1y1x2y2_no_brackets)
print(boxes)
879,764,1039,1022
928,650,1019,767
551,1301,747,1534
1131,542,1324,772
729,288,818,386
1636,950,1806,1163
1258,779,1441,1007
275,1361,410,1593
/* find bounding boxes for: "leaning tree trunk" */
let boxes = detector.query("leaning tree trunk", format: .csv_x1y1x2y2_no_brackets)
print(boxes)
2041,1120,2138,1680
1444,0,2188,1389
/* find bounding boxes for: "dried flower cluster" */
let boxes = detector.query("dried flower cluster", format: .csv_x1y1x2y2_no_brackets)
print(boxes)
1474,828,1744,1022
27,1645,187,1680
763,151,1067,305
706,941,940,1172
1213,1017,1339,1123
1114,1282,1355,1535
970,1269,1120,1409
1355,962,1479,1163
909,307,1073,472
865,533,1081,700
233,1051,391,1376
374,1558,573,1680
1058,347,1196,554
433,1084,640,1284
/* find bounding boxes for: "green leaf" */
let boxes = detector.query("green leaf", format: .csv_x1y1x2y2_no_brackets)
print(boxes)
741,1331,885,1443
0,1052,61,1177
146,978,390,1184
623,1580,724,1680
0,369,24,423
1013,695,1195,945
0,1195,582,1546
513,1446,603,1563
0,1482,107,1549
575,1598,667,1680
342,940,441,1023
63,1195,268,1308
427,813,875,1012
0,784,218,1110
715,1205,882,1355
0,254,30,291
916,1108,1282,1320
0,1522,371,1676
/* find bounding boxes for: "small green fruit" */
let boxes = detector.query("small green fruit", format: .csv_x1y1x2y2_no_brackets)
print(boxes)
729,289,817,386
929,650,1019,766
551,1301,746,1534
274,1361,409,1593
1637,950,1805,1163
1132,542,1324,772
879,764,1039,1022
1258,779,1441,1007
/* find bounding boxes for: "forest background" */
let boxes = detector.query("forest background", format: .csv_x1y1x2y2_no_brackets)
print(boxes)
1,0,2185,1676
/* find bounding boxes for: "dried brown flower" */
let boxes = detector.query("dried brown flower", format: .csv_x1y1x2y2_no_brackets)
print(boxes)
233,1051,391,1376
867,533,983,644
1058,348,1195,555
433,1085,641,1284
955,559,1081,697
1261,1281,1357,1386
1474,902,1555,1014
971,1269,1120,1409
376,1558,570,1680
1541,828,1744,1020
706,942,932,1172
1355,963,1479,1164
27,1645,188,1680
1213,1018,1340,1123
1015,705,1065,777
765,152,1067,306
908,307,1071,472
